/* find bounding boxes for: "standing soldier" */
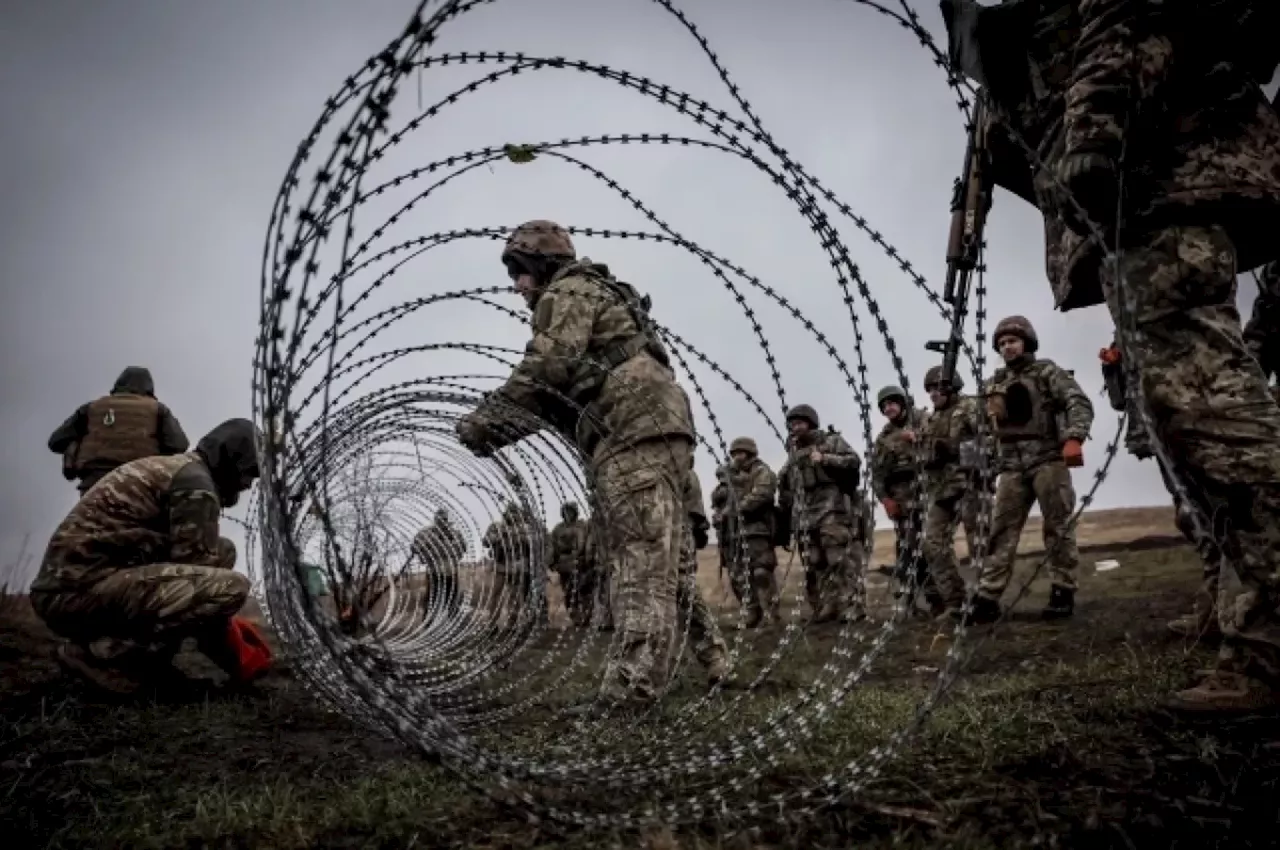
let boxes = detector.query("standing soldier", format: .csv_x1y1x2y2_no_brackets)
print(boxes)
777,404,865,624
49,366,190,497
871,385,934,614
482,503,540,627
412,509,468,617
975,316,1094,623
678,462,730,685
710,437,780,627
919,366,985,620
942,0,1280,710
548,502,592,627
456,220,695,706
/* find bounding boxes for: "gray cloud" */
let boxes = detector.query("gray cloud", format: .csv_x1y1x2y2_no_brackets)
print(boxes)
1,0,1249,586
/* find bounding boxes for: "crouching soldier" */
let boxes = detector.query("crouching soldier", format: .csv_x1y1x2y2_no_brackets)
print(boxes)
30,418,263,694
711,436,780,627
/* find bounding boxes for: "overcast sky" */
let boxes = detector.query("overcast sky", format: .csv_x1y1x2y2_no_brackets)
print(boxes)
2,0,1267,587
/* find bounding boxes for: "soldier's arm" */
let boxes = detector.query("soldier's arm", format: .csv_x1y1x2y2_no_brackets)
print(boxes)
1066,0,1171,165
1049,365,1095,441
48,404,89,453
869,436,889,499
817,436,860,471
471,282,597,447
157,405,190,454
710,481,728,511
739,465,776,515
166,461,224,567
776,461,794,513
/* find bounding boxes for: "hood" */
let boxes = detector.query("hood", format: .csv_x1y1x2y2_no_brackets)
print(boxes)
196,418,261,508
111,366,155,397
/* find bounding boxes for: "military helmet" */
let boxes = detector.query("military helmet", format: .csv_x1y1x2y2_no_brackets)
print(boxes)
501,220,576,266
923,366,963,391
992,315,1039,354
729,436,758,457
876,385,907,411
785,404,820,429
561,501,579,518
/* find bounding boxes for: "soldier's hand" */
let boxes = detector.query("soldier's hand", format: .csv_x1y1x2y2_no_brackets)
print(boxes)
456,415,495,457
1062,438,1085,468
809,449,823,464
901,430,916,444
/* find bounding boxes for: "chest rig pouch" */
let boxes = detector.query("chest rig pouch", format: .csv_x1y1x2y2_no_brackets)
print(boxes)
995,369,1060,444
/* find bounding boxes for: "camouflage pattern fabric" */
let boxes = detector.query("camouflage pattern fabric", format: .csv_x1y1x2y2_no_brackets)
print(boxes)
710,455,779,622
594,438,691,702
482,509,544,626
1100,224,1280,688
460,258,695,464
778,430,863,620
673,469,726,674
548,517,593,626
413,518,467,614
978,462,1079,600
920,393,987,611
584,522,613,629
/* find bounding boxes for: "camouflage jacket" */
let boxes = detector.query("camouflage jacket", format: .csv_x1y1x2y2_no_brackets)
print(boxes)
710,456,777,539
871,408,927,502
547,519,589,573
778,430,860,528
957,0,1280,312
33,453,226,593
921,394,985,498
482,513,539,573
412,520,467,569
469,258,695,463
984,357,1093,472
1244,260,1280,381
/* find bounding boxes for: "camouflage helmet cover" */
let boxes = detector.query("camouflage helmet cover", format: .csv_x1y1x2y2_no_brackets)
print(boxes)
561,501,579,518
785,404,820,429
923,366,964,391
992,314,1039,353
876,385,907,410
502,220,576,265
729,436,758,456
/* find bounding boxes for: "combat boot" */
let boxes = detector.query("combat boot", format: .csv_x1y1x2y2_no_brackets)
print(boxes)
56,641,144,695
812,600,841,624
1167,600,1220,641
706,650,730,687
744,606,764,629
1166,670,1280,715
1042,585,1075,620
960,594,1001,626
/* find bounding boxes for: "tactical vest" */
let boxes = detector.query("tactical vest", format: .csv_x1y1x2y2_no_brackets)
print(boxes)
722,461,774,525
793,431,860,496
991,369,1059,444
565,266,672,402
75,394,161,470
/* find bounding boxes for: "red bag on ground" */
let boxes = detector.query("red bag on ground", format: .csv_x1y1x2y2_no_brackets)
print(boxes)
225,616,273,682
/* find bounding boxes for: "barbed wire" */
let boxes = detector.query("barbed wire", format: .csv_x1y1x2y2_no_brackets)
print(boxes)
236,0,1190,834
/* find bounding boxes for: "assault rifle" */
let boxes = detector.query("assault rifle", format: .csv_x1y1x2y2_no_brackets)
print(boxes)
925,95,992,390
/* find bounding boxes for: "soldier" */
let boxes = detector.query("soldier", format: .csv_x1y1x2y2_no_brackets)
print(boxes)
677,463,730,685
975,316,1094,623
871,385,935,614
412,509,468,617
943,0,1280,710
49,366,189,496
482,502,542,627
777,404,865,623
548,502,593,627
584,518,613,631
456,220,695,705
29,418,261,694
919,366,986,620
710,436,780,627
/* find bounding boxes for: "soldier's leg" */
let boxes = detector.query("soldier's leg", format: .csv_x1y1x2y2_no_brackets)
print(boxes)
595,439,689,702
673,524,728,681
959,488,985,568
596,565,614,630
903,503,945,612
724,532,759,622
1032,461,1079,618
801,529,824,615
921,496,966,614
1160,455,1223,638
747,537,779,622
841,531,868,622
1107,224,1280,708
976,472,1035,605
815,522,853,621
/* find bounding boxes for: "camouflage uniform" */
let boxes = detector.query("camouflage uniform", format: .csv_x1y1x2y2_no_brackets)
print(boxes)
548,503,593,627
778,404,864,622
979,317,1094,619
919,367,986,617
482,504,544,627
49,366,189,496
30,418,260,692
951,0,1280,708
710,436,779,627
412,511,468,616
676,467,728,684
457,220,695,703
871,387,935,612
583,519,613,630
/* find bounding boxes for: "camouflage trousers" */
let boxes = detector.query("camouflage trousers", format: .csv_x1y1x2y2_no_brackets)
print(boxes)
557,567,596,628
978,461,1078,600
799,518,862,619
673,522,727,673
1104,224,1280,686
921,490,982,610
594,563,614,629
490,565,547,627
719,533,779,621
594,438,691,702
31,538,248,657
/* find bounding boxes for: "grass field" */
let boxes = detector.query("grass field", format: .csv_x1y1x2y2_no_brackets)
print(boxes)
4,505,1277,849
